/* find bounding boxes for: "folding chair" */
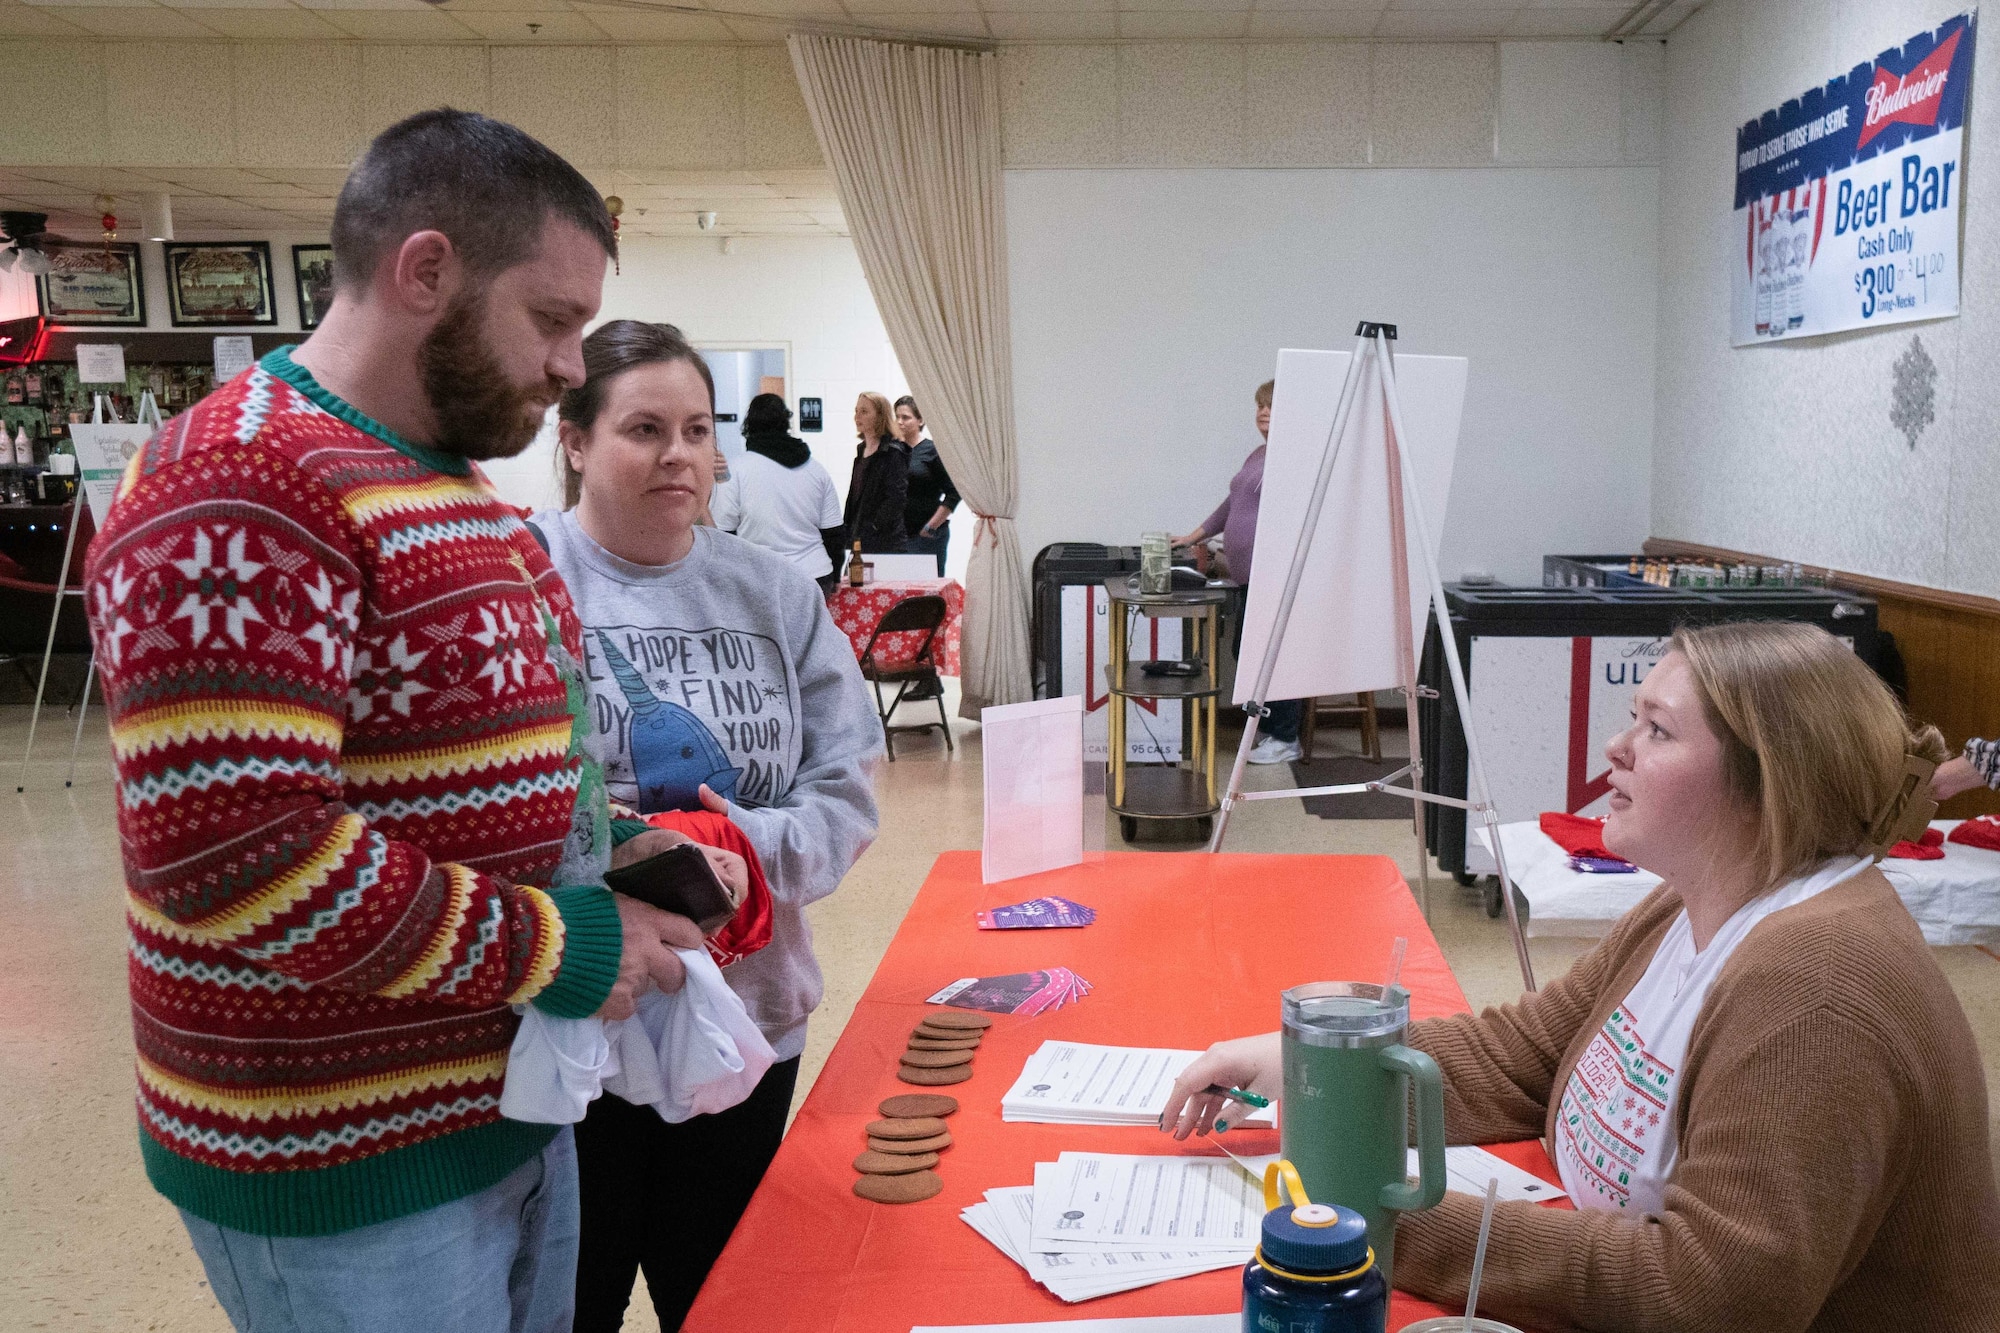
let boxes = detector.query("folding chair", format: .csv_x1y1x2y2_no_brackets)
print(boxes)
858,594,953,760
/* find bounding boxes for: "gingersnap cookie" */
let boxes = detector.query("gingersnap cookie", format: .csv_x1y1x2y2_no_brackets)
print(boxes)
897,1062,974,1086
899,1048,974,1070
867,1130,953,1155
854,1170,943,1204
918,1010,993,1031
910,1031,982,1049
854,1149,941,1175
879,1093,959,1119
866,1117,949,1141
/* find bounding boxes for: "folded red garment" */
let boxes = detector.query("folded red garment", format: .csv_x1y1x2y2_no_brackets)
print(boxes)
640,809,775,968
1947,816,2000,853
1539,811,1630,865
1887,827,1945,859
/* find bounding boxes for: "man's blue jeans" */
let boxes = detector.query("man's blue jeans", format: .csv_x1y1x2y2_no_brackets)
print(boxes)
181,1128,579,1333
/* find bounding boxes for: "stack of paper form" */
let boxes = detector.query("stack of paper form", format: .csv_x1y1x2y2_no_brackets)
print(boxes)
999,1042,1274,1126
960,1154,1261,1302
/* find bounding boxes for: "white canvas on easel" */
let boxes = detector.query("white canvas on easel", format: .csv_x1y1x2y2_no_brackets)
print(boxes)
1235,349,1467,705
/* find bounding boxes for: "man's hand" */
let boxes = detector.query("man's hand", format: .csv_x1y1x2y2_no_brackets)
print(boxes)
1931,755,1986,802
597,895,704,1021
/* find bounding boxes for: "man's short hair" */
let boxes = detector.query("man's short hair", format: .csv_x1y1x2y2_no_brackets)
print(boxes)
331,108,616,289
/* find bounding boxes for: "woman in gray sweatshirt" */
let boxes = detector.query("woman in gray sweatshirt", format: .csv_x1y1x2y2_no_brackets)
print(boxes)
532,320,883,1333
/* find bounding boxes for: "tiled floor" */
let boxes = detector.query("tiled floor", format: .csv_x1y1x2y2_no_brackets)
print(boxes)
2,691,1995,1332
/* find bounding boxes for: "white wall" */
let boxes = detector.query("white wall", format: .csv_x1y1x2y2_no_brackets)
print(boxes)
1653,0,2000,594
479,234,950,573
1007,165,1660,583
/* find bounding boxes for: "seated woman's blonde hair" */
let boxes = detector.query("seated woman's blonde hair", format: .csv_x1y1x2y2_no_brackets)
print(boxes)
1672,620,1947,891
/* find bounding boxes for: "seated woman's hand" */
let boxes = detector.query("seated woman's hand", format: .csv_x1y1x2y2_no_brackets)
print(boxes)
1158,1031,1282,1140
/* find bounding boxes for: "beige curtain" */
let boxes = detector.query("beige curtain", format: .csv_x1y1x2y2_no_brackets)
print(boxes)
788,33,1032,716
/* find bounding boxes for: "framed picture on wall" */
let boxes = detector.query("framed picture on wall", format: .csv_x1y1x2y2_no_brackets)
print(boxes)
292,244,333,330
163,241,277,327
35,240,146,326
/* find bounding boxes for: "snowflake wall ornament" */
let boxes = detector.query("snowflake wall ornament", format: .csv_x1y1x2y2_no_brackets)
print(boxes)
1890,335,1937,450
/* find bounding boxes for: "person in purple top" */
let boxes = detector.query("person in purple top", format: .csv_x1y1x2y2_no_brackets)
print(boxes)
1172,379,1303,764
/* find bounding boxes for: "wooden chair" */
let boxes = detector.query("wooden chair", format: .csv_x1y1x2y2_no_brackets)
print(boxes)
859,594,953,760
1299,692,1381,761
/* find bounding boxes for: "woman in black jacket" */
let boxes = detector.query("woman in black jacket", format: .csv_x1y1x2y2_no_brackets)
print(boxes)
843,391,909,554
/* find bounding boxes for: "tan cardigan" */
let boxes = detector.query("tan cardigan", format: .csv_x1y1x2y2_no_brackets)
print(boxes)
1396,867,2000,1332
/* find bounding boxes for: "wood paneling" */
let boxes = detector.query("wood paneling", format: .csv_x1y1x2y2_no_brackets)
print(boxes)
1646,538,2000,819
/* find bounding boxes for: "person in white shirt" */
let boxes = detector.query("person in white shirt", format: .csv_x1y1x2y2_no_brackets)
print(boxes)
711,393,845,592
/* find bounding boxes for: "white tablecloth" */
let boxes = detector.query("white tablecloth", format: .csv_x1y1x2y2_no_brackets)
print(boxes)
1484,820,2000,947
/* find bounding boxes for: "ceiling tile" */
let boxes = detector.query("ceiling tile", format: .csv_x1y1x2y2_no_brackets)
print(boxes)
56,7,224,34
436,0,578,9
1251,0,1383,10
575,7,735,38
0,5,86,29
292,0,431,11
987,10,1114,36
845,11,989,36
718,15,797,37
317,6,479,33
446,8,605,36
16,0,155,8
1116,0,1250,10
984,0,1112,10
1375,9,1519,37
1116,9,1246,36
162,0,311,9
186,6,351,34
1505,8,1613,36
840,0,980,10
1246,9,1378,34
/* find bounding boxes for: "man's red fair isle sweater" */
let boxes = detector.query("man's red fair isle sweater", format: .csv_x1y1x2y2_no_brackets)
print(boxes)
85,349,642,1237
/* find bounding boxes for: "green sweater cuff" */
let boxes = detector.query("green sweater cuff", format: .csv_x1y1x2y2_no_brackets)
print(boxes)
534,885,622,1018
609,817,651,847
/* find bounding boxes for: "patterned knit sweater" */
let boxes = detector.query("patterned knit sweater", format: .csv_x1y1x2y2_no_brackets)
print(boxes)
85,349,631,1237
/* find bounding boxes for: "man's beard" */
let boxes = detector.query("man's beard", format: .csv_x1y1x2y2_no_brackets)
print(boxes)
418,293,563,462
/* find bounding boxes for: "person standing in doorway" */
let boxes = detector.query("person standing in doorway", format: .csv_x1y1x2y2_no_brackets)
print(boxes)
83,110,706,1333
712,392,846,594
1172,379,1303,764
896,395,958,576
843,391,908,555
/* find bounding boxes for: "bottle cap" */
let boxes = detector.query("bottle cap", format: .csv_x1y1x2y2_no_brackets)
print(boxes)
1260,1199,1369,1276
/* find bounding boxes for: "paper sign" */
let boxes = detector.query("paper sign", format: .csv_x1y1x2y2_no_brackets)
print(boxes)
981,695,1085,883
70,421,152,525
75,343,126,385
212,335,255,380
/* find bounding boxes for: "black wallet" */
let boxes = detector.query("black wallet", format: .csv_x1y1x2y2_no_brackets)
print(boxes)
602,841,736,934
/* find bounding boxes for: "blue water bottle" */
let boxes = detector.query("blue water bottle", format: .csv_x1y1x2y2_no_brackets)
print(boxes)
1242,1161,1388,1333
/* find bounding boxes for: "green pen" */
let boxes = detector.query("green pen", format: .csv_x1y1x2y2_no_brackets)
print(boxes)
1204,1083,1269,1131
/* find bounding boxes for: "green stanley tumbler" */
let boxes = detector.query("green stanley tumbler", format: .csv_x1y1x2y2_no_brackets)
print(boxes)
1279,981,1446,1288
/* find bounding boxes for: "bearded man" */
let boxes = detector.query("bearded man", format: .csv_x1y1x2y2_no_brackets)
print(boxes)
82,109,727,1333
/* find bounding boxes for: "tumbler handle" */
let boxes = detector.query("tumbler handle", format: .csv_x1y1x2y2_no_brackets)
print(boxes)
1377,1043,1446,1213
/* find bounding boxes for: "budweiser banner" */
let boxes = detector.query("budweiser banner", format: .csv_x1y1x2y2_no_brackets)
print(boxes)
1732,11,1977,345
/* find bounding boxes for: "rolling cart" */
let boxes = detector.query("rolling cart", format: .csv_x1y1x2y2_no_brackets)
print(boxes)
1103,577,1227,843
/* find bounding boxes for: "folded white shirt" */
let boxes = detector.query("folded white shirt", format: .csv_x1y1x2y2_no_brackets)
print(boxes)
501,947,776,1126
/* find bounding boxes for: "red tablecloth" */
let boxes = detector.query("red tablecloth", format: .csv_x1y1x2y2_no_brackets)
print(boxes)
829,578,964,676
686,852,1565,1332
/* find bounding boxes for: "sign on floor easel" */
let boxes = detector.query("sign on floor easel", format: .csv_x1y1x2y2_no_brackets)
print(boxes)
15,390,158,793
1206,323,1536,992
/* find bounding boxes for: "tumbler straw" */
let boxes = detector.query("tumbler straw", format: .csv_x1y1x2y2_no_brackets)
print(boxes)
1382,936,1408,1003
1463,1177,1500,1332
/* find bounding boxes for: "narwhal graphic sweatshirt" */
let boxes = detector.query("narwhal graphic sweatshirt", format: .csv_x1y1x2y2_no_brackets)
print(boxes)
534,511,883,1060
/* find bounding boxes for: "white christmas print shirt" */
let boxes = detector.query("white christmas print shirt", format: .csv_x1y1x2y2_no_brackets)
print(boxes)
1555,855,1870,1216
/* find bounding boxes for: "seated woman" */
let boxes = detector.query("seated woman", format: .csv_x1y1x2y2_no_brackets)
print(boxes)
1163,621,2000,1332
532,320,884,1333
